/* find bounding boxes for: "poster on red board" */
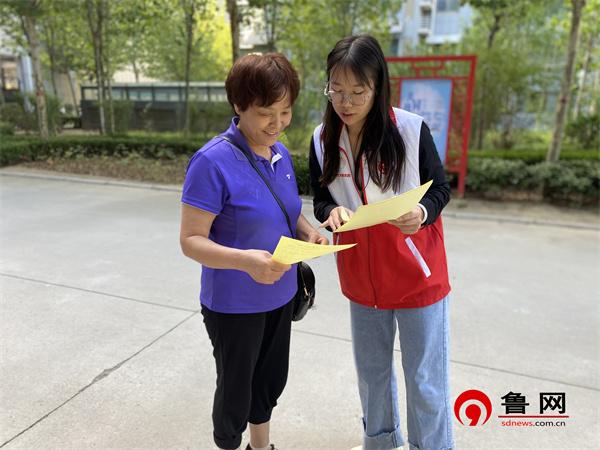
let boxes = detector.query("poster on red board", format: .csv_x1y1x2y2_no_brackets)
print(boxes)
399,79,452,164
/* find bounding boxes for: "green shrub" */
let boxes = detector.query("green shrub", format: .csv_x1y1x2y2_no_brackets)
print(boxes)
470,149,599,163
467,157,599,205
0,135,204,167
109,100,134,134
0,120,15,136
565,114,599,150
3,135,597,204
34,93,62,135
0,100,35,131
0,138,35,165
484,129,551,151
291,153,310,195
467,159,533,195
0,93,62,134
535,160,600,203
281,125,313,154
189,102,232,134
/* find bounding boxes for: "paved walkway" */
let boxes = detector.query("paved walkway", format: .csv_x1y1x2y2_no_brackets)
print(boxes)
1,169,598,449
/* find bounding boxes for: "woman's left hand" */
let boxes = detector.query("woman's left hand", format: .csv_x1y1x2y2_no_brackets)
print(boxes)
307,230,329,245
388,207,423,235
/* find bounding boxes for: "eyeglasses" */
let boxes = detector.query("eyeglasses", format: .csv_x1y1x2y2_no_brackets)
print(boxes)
323,85,372,106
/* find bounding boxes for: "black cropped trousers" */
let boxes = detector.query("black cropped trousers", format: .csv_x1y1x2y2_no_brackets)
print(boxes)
201,300,294,450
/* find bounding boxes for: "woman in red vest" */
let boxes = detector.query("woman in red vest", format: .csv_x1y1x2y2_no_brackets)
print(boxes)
310,35,453,450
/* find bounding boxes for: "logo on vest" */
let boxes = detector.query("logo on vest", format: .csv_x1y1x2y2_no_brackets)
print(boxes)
337,173,352,178
286,174,291,179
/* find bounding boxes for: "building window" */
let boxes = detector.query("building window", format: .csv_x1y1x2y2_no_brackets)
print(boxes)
208,87,227,102
111,88,126,100
189,87,208,102
420,10,432,29
1,61,19,90
437,0,459,12
154,88,180,101
83,87,98,100
129,88,152,101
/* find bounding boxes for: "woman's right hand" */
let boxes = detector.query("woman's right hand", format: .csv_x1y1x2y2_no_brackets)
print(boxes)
319,206,354,232
242,249,291,284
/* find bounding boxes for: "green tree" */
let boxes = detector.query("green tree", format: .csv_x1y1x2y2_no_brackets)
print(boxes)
248,0,283,52
141,0,231,82
547,0,587,161
461,0,557,149
44,1,96,116
571,0,599,120
85,0,108,134
1,0,49,139
274,0,401,149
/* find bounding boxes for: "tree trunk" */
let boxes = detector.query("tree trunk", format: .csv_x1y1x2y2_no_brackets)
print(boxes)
475,13,502,149
86,0,106,135
590,69,599,115
572,32,593,120
66,69,80,117
227,0,240,62
182,0,195,136
44,25,58,96
132,59,140,83
547,0,586,162
21,14,49,139
103,0,114,134
264,0,279,52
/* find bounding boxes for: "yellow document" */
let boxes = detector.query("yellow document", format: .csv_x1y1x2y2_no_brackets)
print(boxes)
272,236,356,264
335,180,433,233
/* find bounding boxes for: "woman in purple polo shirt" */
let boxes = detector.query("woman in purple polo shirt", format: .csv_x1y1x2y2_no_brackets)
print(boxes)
180,53,328,450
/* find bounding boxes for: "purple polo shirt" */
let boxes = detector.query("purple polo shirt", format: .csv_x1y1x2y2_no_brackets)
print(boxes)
182,117,301,313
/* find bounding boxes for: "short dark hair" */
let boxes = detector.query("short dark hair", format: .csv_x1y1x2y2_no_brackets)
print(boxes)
225,53,300,112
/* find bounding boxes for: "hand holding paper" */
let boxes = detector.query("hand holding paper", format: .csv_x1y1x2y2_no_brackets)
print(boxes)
272,236,356,264
335,180,433,233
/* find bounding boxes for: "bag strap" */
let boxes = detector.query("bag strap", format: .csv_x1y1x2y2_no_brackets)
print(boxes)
219,135,310,297
219,136,294,238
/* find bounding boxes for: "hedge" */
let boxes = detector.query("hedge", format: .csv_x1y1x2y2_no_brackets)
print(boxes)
1,136,598,205
469,149,599,163
0,135,204,166
466,158,599,205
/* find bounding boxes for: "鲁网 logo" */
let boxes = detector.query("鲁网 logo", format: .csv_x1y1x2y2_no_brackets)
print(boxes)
454,389,492,426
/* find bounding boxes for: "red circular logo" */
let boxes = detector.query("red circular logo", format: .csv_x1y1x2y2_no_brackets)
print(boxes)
454,389,492,426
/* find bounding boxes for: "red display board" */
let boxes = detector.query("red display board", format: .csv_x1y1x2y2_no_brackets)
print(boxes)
386,55,477,197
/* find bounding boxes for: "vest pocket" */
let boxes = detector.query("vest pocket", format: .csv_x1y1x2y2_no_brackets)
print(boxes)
404,237,431,278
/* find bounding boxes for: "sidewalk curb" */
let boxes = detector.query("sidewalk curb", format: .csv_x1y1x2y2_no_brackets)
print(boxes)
2,169,598,231
442,211,599,231
0,169,181,192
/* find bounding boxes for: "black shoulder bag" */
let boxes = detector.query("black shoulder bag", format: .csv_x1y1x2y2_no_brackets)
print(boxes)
220,136,315,321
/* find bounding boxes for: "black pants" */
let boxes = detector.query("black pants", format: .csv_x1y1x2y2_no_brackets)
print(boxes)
201,300,294,450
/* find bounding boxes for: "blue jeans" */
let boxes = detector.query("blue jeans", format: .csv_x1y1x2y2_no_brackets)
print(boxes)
350,296,453,450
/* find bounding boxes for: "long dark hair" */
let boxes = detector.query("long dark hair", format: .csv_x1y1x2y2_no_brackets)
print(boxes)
320,35,406,194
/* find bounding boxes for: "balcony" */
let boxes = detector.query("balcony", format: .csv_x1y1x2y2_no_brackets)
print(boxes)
419,11,432,35
420,0,433,10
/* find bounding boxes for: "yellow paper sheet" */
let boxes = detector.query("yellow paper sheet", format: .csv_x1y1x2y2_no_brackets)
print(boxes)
272,236,356,264
335,180,433,233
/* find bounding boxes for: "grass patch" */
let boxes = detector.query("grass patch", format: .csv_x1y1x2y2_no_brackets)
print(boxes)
20,154,189,184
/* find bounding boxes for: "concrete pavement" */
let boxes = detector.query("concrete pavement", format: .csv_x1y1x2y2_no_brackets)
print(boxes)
1,170,599,449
